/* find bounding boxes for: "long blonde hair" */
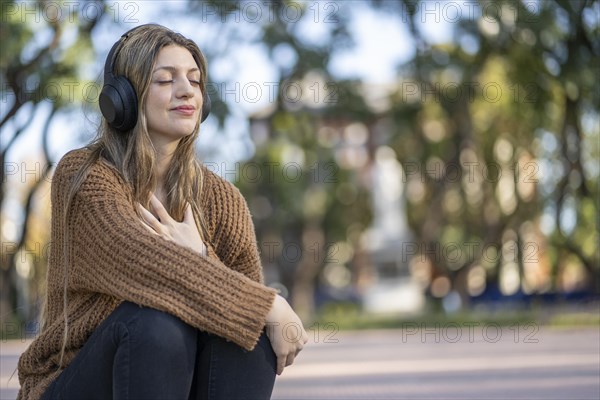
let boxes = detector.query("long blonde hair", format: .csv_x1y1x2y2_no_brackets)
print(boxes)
54,24,210,367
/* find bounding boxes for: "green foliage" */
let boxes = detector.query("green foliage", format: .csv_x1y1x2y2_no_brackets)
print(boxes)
1,0,104,322
378,0,599,305
2,0,598,324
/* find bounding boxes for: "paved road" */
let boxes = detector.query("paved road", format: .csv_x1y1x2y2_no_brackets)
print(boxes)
2,326,599,399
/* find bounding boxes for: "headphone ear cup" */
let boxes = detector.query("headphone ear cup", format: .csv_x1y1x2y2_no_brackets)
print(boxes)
201,92,211,123
99,75,138,132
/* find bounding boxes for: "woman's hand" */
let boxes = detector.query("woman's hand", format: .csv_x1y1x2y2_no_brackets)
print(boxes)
265,294,309,375
137,194,207,256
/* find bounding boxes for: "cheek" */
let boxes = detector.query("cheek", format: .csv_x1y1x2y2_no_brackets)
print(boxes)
145,89,168,131
146,87,171,112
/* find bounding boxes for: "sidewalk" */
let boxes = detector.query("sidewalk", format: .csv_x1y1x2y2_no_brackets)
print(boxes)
3,327,599,399
272,326,600,399
1,340,26,400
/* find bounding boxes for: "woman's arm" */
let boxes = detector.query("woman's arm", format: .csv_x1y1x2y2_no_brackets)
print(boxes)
136,171,309,375
57,150,277,351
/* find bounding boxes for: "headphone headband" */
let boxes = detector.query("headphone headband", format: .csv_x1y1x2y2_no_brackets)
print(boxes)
103,24,156,85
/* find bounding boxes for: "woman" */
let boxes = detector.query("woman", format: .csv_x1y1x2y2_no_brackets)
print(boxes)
17,24,307,400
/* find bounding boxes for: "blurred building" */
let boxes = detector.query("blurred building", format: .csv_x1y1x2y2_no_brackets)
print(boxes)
360,145,424,314
248,82,425,313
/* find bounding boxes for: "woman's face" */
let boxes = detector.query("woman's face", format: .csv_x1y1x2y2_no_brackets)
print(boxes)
145,45,203,145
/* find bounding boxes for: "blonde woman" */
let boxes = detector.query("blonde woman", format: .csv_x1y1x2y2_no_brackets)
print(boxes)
17,24,307,400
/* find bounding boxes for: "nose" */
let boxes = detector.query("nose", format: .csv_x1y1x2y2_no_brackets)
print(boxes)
175,77,195,99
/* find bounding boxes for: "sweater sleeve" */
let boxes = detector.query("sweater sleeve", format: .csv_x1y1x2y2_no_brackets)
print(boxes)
58,151,277,351
201,168,266,283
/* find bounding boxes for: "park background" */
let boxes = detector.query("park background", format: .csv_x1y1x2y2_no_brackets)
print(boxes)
2,0,598,327
1,1,599,398
0,0,600,399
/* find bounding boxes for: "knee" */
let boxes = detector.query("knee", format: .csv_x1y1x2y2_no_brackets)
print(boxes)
124,305,197,358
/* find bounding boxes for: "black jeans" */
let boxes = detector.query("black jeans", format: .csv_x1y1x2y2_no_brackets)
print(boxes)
41,301,277,400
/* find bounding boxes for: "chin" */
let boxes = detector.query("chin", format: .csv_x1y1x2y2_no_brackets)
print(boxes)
172,129,196,140
171,123,198,137
149,127,196,144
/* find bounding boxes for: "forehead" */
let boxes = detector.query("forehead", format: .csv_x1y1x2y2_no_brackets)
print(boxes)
153,45,199,71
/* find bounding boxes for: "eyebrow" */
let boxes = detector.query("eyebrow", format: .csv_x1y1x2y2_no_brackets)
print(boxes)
153,66,200,74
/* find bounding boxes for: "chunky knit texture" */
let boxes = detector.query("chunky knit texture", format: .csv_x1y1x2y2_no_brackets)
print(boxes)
16,148,277,400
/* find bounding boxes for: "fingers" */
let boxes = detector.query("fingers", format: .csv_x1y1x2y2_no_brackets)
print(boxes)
276,356,286,375
292,331,307,358
265,304,308,375
137,203,162,233
183,202,207,255
149,193,172,223
285,352,296,368
275,345,301,375
139,218,158,235
273,331,306,375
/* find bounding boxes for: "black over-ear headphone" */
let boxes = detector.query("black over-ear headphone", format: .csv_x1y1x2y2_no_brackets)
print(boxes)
99,25,211,132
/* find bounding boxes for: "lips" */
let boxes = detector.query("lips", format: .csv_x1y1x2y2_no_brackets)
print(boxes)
171,105,196,116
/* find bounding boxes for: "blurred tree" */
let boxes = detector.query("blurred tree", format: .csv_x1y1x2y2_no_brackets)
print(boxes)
1,0,104,324
222,0,599,315
191,1,374,317
373,0,599,307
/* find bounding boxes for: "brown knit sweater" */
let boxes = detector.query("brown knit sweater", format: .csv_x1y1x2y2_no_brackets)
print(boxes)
16,148,277,400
